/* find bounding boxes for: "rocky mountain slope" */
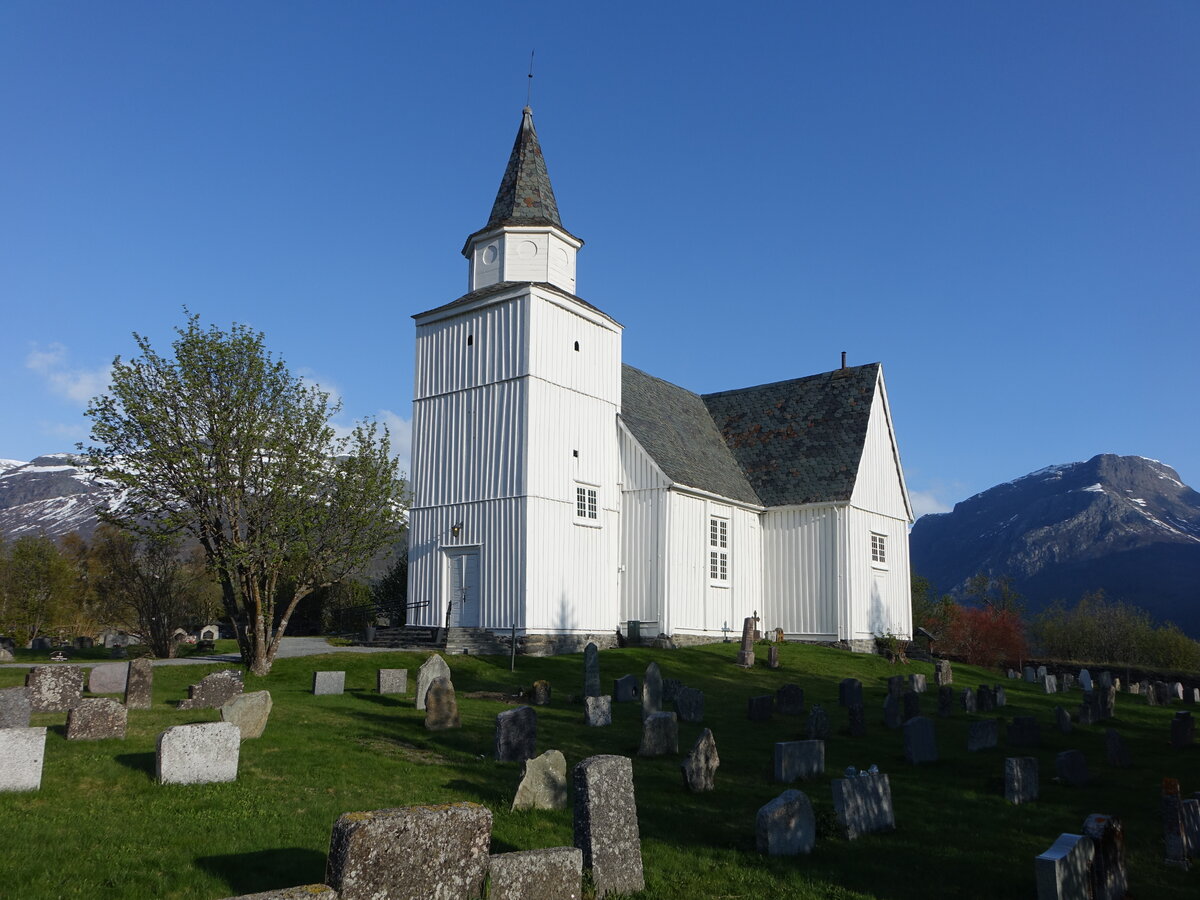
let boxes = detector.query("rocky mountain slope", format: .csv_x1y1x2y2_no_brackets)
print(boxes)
0,454,125,541
910,454,1200,635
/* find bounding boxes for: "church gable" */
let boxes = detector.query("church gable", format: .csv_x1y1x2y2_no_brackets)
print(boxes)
849,372,912,521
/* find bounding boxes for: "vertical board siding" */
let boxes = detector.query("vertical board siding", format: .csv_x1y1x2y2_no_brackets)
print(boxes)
525,378,620,503
619,488,664,628
525,497,620,633
849,382,909,519
618,425,669,491
666,493,706,635
727,507,763,633
527,291,622,405
846,508,912,639
761,506,840,638
413,296,528,399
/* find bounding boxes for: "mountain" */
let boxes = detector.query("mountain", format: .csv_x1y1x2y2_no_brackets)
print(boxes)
910,454,1200,636
0,453,125,541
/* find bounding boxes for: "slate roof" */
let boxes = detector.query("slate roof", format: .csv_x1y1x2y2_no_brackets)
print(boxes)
487,107,564,229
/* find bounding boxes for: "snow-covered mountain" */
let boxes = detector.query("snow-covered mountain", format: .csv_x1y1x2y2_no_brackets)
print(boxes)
0,453,125,540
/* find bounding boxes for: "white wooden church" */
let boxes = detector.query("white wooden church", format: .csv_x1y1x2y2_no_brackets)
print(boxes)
407,107,913,653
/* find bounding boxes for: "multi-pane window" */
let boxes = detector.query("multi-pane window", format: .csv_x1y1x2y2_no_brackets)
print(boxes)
709,516,729,582
576,486,598,521
871,532,887,565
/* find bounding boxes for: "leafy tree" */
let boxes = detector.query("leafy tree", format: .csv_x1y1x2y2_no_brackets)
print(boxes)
0,535,77,646
84,315,406,674
371,544,409,627
910,571,954,636
942,602,1028,668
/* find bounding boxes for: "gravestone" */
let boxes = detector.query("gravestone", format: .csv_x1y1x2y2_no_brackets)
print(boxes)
935,659,953,686
735,616,756,668
1061,673,1074,692
1142,681,1156,705
1024,666,1037,683
495,705,538,762
87,662,129,694
847,703,866,736
124,657,153,710
326,802,492,900
642,662,662,719
415,653,451,711
1082,814,1127,900
31,636,51,650
909,673,927,693
178,670,243,710
661,678,681,705
1035,833,1094,900
66,698,127,740
1078,692,1098,726
831,772,895,839
748,694,774,721
220,691,273,739
1097,671,1112,690
312,671,346,695
512,749,568,811
883,695,902,729
1078,669,1093,692
977,685,996,713
573,755,644,897
681,728,719,792
901,691,921,722
0,727,47,791
1100,685,1116,719
216,884,337,899
1008,668,1018,679
903,716,938,764
937,685,954,717
487,847,582,900
25,665,84,712
1192,688,1200,704
767,645,780,669
967,719,998,752
1055,750,1090,786
838,678,862,707
424,676,460,730
1169,711,1194,749
886,675,906,699
994,684,1007,707
756,790,816,856
776,683,805,716
674,686,704,723
613,675,638,703
1005,757,1039,804
156,722,240,785
638,711,678,757
0,648,11,662
1162,779,1189,870
1104,729,1132,769
806,704,830,740
584,695,612,727
775,740,824,782
1036,665,1047,679
1155,681,1172,705
1009,716,1041,748
960,687,976,714
110,647,127,659
1055,706,1072,735
0,687,32,728
1041,674,1058,694
377,669,408,695
1183,800,1200,859
583,642,601,698
530,680,552,706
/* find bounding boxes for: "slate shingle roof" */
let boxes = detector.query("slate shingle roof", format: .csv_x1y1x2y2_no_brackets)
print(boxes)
487,107,563,231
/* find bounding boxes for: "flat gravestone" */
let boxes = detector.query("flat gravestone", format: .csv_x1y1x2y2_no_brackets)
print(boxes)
967,719,998,752
495,705,538,762
1104,729,1132,768
1009,716,1041,748
909,673,927,693
748,694,773,721
87,662,129,694
584,695,612,727
583,642,601,698
25,665,83,712
415,653,451,711
937,685,954,717
221,691,273,739
156,722,240,785
512,749,568,811
832,772,895,839
179,670,243,710
681,728,719,792
1005,757,1039,804
530,680,551,706
883,694,902,729
327,802,491,900
0,687,32,728
0,727,47,791
638,711,678,757
1023,666,1037,683
1036,833,1094,900
488,847,582,900
1041,674,1058,694
847,703,866,737
756,789,815,856
806,704,829,740
774,740,824,782
1055,750,1090,786
1078,669,1093,692
573,755,644,898
66,698,127,740
1036,666,1048,679
642,662,662,719
613,675,638,703
216,887,338,900
424,676,460,730
903,716,938,764
125,657,153,710
313,671,346,695
378,668,408,695
960,688,976,714
1082,814,1127,900
776,683,805,716
674,686,704,723
1055,706,1072,735
839,678,862,707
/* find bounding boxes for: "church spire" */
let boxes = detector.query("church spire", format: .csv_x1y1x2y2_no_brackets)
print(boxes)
486,106,563,230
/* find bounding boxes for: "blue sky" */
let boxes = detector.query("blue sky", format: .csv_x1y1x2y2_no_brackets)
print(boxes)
2,2,1197,518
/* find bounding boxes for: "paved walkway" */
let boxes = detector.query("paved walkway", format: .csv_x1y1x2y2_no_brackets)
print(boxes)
1,636,401,668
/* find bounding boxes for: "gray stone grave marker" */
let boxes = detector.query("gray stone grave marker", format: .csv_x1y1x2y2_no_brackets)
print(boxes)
573,755,644,898
0,687,32,728
488,847,582,900
959,687,976,714
838,678,862,707
674,686,704,723
735,616,756,668
767,645,780,669
935,659,953,686
967,719,998,752
583,642,601,698
613,675,638,703
495,705,538,762
1162,779,1189,870
903,716,938,764
831,772,895,839
220,691,273,739
312,671,345,695
1081,814,1127,900
756,790,815,856
87,662,129,694
1055,706,1072,735
512,749,568,811
415,653,451,711
1035,833,1094,900
638,711,678,757
681,728,719,792
883,694,902,729
1005,756,1039,804
1055,749,1090,786
25,665,83,712
1024,666,1037,682
977,685,996,712
424,676,460,730
66,698,127,740
776,683,805,716
1104,728,1131,768
1170,711,1194,749
377,668,408,695
806,704,830,740
909,673,927,693
847,703,866,736
937,685,954,717
774,740,824,782
642,662,662,719
1041,674,1058,694
0,727,47,791
179,670,243,710
124,657,153,710
584,695,612,727
886,675,906,699
1078,669,1093,692
156,722,240,785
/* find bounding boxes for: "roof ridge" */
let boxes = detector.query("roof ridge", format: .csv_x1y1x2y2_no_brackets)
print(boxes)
701,362,880,400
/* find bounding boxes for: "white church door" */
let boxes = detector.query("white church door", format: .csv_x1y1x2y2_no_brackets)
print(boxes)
446,549,480,628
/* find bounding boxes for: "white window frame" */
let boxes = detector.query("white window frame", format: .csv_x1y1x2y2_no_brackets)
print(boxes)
574,482,600,528
709,514,730,586
870,531,888,569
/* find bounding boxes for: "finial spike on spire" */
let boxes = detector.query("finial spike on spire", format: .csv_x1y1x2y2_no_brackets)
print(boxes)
526,50,535,108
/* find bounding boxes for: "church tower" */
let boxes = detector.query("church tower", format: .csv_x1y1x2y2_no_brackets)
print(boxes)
407,108,623,651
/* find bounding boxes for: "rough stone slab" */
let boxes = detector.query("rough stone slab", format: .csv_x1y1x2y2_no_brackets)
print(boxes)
1005,757,1039,804
66,698,127,740
1055,750,1090,786
832,773,894,839
638,711,678,757
674,686,704,723
747,694,774,721
87,662,129,694
1082,814,1127,900
495,705,537,762
838,678,862,707
313,671,346,696
909,673,927,693
327,802,491,900
1035,833,1094,900
776,683,805,716
0,687,32,728
216,886,339,900
774,740,824,782
613,675,638,703
1036,666,1048,679
935,659,953,686
767,645,780,668
0,727,47,791
221,690,273,739
424,676,460,730
583,642,601,698
513,749,567,811
488,847,582,900
530,680,551,706
756,789,815,856
156,722,240,785
641,662,662,719
125,657,153,709
1162,778,1189,867
806,704,829,740
25,665,84,712
584,695,612,727
967,719,998,752
179,670,243,710
377,668,408,695
415,653,450,711
681,728,719,792
573,755,644,898
903,716,938,764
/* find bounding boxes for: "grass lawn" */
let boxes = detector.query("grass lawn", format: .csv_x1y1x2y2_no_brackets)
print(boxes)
1,642,1197,899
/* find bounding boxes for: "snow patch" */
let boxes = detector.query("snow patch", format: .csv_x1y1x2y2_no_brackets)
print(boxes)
1079,484,1105,493
1128,497,1147,507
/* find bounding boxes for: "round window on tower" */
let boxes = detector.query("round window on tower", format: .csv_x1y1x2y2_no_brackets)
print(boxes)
481,243,498,265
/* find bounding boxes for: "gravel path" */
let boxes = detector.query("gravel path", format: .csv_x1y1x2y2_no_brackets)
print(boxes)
1,636,398,668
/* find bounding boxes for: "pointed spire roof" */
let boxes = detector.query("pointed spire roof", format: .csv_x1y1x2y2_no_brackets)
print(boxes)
486,106,565,231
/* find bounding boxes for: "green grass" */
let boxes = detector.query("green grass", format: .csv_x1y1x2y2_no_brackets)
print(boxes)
1,642,1197,899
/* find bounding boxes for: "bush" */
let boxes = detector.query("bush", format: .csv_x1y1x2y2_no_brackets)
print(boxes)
941,603,1027,668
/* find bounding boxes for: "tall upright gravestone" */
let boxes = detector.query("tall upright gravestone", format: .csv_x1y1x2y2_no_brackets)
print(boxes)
125,657,153,710
495,706,537,762
735,616,756,668
573,755,644,898
642,662,662,719
583,642,601,698
416,653,451,711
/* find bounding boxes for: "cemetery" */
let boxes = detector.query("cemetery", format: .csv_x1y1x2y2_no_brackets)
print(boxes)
1,640,1198,898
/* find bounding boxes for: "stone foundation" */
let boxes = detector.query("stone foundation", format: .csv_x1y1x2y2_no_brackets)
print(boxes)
517,633,618,656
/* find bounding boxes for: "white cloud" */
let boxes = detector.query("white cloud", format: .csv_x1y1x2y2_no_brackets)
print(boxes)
377,409,412,477
909,490,952,519
26,342,111,405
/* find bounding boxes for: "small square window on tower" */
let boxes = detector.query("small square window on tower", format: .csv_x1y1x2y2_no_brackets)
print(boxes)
575,483,599,526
